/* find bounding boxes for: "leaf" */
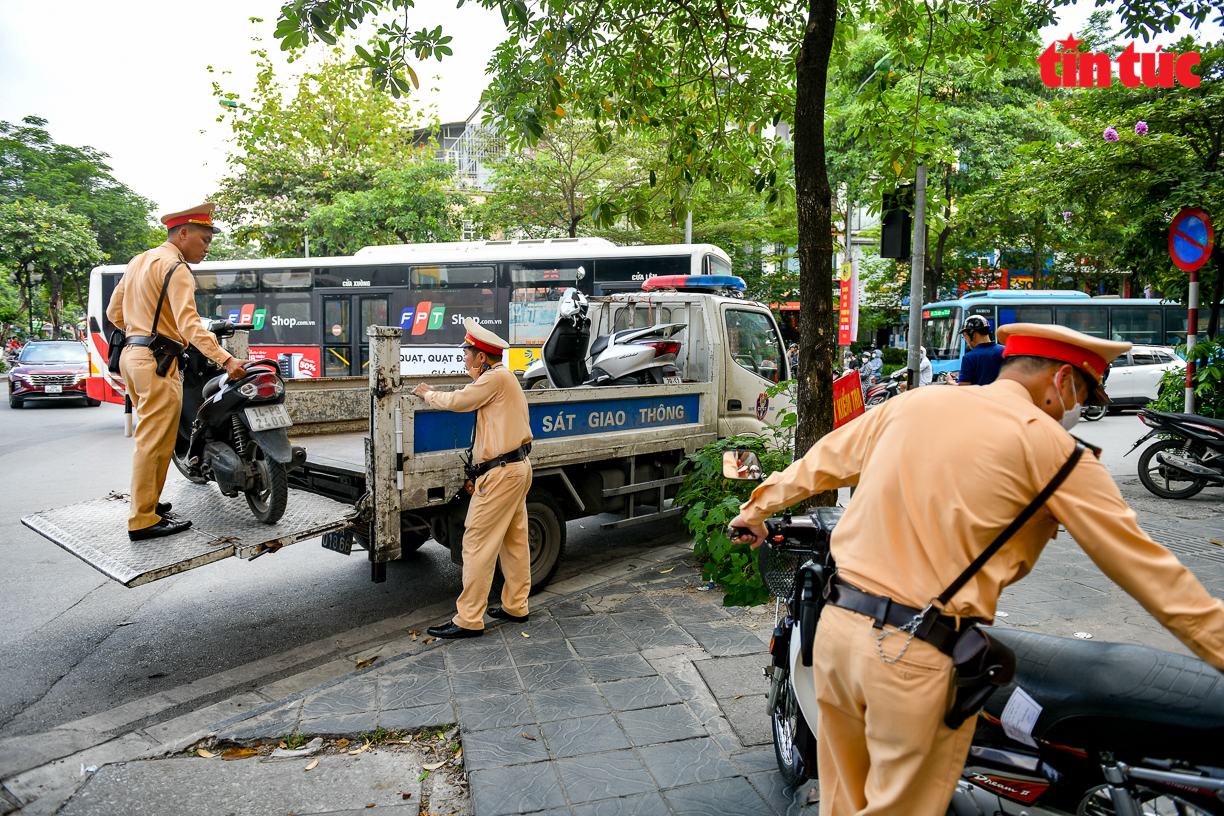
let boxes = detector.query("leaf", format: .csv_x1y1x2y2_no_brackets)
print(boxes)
349,740,372,755
521,732,537,741
454,746,462,759
423,760,446,770
355,656,378,670
337,738,351,749
660,567,675,573
221,747,259,760
305,757,319,770
521,632,531,638
197,748,217,758
422,637,438,644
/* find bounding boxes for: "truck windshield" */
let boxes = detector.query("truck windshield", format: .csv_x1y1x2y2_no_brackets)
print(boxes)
725,309,784,383
921,307,961,361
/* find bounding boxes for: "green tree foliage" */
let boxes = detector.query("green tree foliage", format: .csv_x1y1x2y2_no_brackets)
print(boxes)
0,200,104,339
1148,339,1224,418
306,161,471,254
211,44,434,257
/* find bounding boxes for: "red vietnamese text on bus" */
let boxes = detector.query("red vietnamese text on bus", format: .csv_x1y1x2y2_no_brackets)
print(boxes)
1037,33,1200,89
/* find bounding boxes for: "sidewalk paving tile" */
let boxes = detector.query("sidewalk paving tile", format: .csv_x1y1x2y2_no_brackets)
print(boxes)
379,673,452,710
614,704,706,746
555,750,657,803
450,667,524,700
682,623,768,657
297,711,377,735
509,618,568,640
569,632,639,658
748,771,800,816
444,641,515,673
541,714,632,757
530,686,611,722
519,659,592,692
580,654,656,683
463,723,551,770
733,749,780,776
301,678,377,719
638,737,740,788
469,760,567,816
513,637,579,667
457,693,535,732
663,776,771,816
559,615,623,638
569,791,672,816
378,702,453,731
598,675,682,711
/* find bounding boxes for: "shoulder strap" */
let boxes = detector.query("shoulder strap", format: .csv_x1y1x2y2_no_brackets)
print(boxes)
936,441,1086,608
149,261,183,336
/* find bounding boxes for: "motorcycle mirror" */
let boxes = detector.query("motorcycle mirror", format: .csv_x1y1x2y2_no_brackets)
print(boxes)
576,266,586,280
722,450,765,481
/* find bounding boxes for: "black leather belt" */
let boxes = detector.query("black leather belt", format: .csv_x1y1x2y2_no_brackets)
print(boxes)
472,442,532,480
827,577,981,657
123,335,155,348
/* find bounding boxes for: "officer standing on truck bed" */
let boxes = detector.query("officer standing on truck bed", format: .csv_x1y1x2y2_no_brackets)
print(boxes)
412,319,534,639
107,203,249,542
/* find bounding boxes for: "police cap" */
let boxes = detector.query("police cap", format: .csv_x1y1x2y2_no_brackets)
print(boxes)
460,318,509,356
161,203,221,235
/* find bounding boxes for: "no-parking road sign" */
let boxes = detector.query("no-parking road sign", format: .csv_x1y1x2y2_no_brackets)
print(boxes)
1169,208,1215,273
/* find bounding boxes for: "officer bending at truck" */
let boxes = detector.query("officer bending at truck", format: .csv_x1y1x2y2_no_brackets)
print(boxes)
107,203,249,542
728,323,1224,816
413,319,534,639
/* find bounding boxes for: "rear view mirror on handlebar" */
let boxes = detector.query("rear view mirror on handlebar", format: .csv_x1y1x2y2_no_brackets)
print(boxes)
722,450,764,481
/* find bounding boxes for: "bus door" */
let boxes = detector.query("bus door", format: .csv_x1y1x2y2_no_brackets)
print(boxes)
321,293,391,377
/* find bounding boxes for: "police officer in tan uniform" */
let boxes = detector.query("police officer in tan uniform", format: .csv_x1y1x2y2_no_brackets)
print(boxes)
729,323,1224,816
413,319,533,639
107,204,249,541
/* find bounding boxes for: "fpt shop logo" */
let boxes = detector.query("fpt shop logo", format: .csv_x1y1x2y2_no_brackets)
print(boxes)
400,302,447,336
227,305,266,330
1038,33,1201,89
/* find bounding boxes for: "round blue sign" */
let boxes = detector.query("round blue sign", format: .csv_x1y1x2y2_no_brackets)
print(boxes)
1169,208,1215,273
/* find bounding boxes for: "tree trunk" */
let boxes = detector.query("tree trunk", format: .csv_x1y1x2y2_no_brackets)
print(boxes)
49,272,63,340
1207,244,1223,339
794,0,838,505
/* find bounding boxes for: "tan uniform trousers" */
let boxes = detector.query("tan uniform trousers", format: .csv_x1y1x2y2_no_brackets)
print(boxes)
813,605,975,816
120,346,182,531
453,459,532,630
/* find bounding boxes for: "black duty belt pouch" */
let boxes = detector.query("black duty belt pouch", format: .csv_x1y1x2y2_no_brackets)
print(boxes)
107,327,126,375
935,442,1086,729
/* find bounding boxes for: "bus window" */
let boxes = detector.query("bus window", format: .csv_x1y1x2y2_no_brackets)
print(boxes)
1055,306,1107,337
508,261,590,347
725,309,783,383
998,306,1051,325
613,305,674,332
595,256,690,285
411,265,496,289
260,295,313,345
262,270,313,291
1111,307,1162,343
194,270,258,292
1163,307,1208,345
921,307,961,360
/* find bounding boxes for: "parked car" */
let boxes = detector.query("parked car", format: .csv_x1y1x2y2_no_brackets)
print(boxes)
1106,344,1185,412
8,340,99,408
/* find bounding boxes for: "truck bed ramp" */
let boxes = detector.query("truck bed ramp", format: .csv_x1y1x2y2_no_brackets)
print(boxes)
21,475,355,587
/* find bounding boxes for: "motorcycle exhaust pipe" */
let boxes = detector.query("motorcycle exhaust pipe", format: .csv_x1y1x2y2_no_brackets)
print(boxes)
1156,451,1222,478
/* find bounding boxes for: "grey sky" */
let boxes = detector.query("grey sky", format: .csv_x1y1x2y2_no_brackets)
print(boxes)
0,0,1217,219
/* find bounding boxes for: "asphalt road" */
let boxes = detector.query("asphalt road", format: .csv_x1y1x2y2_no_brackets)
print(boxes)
0,396,687,740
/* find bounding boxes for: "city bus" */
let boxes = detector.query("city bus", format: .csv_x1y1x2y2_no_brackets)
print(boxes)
920,289,1200,375
85,238,735,402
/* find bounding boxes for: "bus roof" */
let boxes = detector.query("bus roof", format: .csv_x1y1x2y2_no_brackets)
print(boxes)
960,289,1091,300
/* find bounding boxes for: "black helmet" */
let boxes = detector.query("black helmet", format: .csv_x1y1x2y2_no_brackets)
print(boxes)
960,315,991,336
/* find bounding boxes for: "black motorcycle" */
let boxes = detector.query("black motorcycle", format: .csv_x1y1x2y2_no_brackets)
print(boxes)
727,449,1224,816
171,320,305,523
1127,408,1224,499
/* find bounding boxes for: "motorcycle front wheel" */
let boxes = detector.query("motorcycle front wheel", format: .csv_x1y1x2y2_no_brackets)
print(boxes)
1077,784,1223,815
245,447,288,524
1138,438,1206,499
772,670,813,787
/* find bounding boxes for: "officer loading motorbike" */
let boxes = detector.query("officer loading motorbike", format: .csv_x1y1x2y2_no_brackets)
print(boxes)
728,323,1224,816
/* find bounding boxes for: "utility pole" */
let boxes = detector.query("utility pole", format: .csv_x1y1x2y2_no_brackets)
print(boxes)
905,166,927,390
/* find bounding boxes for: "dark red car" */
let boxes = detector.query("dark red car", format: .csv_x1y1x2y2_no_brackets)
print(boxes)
8,340,100,408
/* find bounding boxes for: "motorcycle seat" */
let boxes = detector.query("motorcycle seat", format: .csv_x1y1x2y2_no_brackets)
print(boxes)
589,333,612,357
202,373,228,400
1154,412,1224,432
986,628,1224,762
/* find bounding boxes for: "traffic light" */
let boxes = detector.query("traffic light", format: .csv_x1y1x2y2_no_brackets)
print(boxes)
880,188,913,259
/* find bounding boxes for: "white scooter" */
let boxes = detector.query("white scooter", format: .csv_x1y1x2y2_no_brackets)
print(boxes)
522,289,687,389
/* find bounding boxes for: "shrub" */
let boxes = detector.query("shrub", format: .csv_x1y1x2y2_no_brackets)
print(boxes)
882,347,907,365
675,379,801,607
1147,338,1224,419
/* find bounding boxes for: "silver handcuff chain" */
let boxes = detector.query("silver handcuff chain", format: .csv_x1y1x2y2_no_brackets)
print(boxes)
872,603,938,664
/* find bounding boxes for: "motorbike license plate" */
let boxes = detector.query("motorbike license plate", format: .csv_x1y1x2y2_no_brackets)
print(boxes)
245,404,292,431
44,385,62,394
663,376,682,385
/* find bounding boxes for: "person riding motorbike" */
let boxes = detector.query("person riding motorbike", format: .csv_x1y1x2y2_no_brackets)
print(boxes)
727,323,1224,816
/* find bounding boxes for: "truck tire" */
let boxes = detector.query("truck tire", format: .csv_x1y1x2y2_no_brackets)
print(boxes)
398,514,430,558
492,489,566,596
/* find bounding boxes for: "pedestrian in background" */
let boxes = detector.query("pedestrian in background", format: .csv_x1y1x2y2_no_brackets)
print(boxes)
957,315,1004,386
919,346,933,386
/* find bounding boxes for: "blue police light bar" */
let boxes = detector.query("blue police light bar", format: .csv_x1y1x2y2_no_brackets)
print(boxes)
642,274,748,292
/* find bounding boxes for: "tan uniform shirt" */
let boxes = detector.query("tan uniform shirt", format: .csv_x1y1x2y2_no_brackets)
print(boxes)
424,365,532,461
740,379,1224,671
106,243,231,367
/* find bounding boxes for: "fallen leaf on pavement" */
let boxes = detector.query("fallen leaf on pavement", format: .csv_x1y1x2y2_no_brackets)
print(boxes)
278,741,288,749
366,804,376,808
355,656,378,669
521,732,537,741
1212,540,1223,547
423,761,446,770
197,749,216,758
454,746,462,759
337,738,351,749
521,632,530,638
349,740,372,755
401,791,412,800
305,758,319,771
733,695,743,699
660,567,675,573
422,637,438,644
221,748,259,760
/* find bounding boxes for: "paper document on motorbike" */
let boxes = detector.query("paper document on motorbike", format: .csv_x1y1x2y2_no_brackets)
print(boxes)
20,474,355,587
999,686,1043,747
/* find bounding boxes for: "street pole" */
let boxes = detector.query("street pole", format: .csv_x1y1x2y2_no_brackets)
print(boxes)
1187,268,1198,414
684,209,692,245
905,166,927,390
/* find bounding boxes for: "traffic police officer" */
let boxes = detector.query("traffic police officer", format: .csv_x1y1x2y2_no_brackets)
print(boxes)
729,323,1224,816
107,204,249,541
413,319,533,639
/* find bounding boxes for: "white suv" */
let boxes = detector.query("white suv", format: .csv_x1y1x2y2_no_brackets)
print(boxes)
1106,345,1185,410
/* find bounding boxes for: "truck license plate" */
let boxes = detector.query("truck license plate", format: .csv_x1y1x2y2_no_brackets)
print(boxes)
663,376,682,385
45,385,62,394
245,404,292,431
322,529,353,555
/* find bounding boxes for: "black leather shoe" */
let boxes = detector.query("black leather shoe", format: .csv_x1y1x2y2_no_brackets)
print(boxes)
156,502,172,516
427,622,483,639
488,608,529,623
129,518,193,542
